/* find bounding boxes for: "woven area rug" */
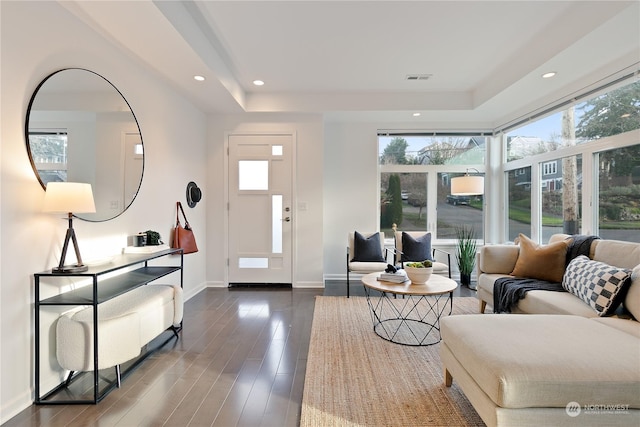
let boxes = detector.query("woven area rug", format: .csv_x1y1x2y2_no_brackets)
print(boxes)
301,296,485,427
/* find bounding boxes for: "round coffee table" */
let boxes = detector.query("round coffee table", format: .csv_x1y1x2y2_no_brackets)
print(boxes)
361,272,458,346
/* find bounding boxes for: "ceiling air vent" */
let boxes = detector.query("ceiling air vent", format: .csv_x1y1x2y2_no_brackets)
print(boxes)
406,74,432,81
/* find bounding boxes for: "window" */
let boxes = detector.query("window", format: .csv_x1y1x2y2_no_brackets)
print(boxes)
506,80,640,162
505,79,639,243
542,161,557,176
380,172,428,232
28,130,68,184
379,134,485,242
540,154,582,242
507,167,531,241
596,146,640,240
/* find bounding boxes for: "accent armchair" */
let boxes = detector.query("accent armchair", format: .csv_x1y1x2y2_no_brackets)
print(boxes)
346,231,389,298
394,231,452,278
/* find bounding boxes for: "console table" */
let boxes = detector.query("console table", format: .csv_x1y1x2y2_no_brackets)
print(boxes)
34,248,183,404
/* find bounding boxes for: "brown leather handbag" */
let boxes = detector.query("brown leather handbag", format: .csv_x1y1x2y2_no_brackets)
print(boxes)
172,201,198,254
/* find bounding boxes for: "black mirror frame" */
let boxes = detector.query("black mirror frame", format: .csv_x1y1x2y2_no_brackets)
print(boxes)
25,68,145,222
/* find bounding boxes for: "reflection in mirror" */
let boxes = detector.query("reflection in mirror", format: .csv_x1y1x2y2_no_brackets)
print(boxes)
25,68,144,222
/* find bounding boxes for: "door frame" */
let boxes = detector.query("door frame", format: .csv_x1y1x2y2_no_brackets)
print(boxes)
223,131,297,286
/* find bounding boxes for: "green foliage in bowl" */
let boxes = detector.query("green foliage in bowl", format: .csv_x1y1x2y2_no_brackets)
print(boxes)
405,260,433,268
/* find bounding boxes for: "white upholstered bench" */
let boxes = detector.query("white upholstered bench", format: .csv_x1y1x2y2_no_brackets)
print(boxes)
56,284,183,387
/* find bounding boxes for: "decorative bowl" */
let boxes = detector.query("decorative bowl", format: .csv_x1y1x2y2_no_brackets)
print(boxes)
404,266,433,284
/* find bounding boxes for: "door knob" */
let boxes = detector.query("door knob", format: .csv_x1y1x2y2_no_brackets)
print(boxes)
283,217,291,222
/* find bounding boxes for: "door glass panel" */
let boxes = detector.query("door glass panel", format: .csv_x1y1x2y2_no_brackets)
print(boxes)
272,145,283,156
239,257,269,268
272,195,283,253
239,160,268,190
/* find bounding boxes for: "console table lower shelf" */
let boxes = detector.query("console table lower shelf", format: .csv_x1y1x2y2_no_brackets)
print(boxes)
361,272,457,346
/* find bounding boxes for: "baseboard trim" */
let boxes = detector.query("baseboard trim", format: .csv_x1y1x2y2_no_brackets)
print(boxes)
1,389,32,425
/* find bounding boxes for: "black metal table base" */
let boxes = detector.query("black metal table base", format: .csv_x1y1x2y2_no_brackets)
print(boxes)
364,287,453,346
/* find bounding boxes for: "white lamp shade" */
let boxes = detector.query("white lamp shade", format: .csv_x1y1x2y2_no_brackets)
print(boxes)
451,175,484,196
44,182,96,214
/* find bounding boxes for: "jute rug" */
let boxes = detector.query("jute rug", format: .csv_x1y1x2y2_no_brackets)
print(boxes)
301,296,485,427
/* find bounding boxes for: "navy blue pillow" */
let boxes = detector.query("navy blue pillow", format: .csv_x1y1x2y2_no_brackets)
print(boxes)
400,232,433,262
351,231,385,262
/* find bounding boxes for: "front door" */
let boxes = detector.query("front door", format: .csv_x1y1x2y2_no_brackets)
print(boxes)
227,133,294,285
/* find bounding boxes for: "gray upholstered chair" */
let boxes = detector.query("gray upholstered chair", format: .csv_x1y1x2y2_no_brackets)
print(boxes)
346,231,388,298
394,231,451,278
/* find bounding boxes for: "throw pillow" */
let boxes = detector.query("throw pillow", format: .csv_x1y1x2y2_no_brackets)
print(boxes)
351,231,385,262
400,232,433,262
511,233,572,282
562,255,632,316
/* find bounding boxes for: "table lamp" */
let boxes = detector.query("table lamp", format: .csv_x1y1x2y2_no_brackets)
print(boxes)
44,182,96,273
451,169,484,196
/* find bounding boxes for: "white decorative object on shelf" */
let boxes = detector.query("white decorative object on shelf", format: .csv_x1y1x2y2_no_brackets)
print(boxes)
123,244,171,254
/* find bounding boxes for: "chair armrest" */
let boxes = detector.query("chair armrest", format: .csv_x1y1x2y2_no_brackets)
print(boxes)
432,248,452,278
388,247,403,266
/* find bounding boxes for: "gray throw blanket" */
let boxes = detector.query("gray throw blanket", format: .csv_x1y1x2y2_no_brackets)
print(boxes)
493,235,599,314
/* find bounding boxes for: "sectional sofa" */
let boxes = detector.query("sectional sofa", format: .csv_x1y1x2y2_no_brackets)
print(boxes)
440,234,640,427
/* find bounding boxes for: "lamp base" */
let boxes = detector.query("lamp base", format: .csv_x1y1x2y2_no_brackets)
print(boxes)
52,264,89,274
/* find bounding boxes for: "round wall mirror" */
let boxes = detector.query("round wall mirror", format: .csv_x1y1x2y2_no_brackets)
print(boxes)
25,68,144,221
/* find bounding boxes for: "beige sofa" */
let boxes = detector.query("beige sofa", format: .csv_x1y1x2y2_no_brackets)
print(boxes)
440,235,640,427
477,234,640,315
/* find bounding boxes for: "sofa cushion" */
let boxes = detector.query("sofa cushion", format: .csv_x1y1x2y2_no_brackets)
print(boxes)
479,245,520,275
440,314,640,409
593,239,640,270
511,234,571,283
563,255,632,316
516,289,600,317
592,317,640,338
399,231,433,262
351,231,385,262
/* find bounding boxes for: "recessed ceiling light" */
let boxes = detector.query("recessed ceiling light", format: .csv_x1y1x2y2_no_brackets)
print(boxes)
542,72,557,79
194,75,205,81
253,80,265,86
413,112,421,117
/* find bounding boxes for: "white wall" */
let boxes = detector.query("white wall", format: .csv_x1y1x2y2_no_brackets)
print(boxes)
323,122,380,278
0,2,208,421
206,113,325,288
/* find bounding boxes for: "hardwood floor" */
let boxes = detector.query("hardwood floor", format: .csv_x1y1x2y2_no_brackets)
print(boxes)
5,281,476,426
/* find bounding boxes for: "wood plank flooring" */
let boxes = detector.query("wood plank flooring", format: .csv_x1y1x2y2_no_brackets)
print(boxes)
4,281,475,427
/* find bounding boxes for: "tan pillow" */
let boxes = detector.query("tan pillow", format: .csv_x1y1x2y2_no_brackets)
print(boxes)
511,234,572,282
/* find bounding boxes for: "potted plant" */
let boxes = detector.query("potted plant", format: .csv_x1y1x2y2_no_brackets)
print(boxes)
455,224,477,289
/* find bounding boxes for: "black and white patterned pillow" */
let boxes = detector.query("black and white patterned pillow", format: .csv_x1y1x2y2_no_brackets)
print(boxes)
562,255,632,316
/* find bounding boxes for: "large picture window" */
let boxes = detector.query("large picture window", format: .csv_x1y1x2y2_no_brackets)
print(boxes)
379,135,485,242
505,79,639,243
